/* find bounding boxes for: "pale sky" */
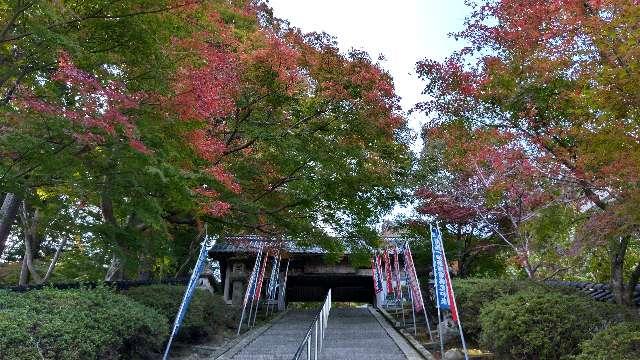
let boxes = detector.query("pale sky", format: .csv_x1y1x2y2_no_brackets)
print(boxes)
268,0,470,152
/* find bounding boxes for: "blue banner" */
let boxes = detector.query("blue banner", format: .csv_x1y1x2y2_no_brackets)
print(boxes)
163,235,211,360
246,252,260,302
431,226,450,310
267,255,280,301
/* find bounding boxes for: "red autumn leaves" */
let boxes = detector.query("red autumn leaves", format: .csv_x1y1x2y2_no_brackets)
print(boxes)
18,51,148,153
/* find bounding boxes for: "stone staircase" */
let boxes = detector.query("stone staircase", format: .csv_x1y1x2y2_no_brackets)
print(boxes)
222,306,424,360
229,309,317,360
319,308,407,360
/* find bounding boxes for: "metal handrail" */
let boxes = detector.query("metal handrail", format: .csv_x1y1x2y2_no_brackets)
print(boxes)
292,289,332,360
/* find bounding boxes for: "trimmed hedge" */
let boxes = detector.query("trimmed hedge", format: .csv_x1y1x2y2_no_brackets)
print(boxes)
572,322,640,360
123,284,237,343
452,278,532,343
479,288,629,360
0,287,168,360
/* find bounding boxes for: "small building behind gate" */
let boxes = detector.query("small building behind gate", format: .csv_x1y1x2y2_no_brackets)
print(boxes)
209,236,376,309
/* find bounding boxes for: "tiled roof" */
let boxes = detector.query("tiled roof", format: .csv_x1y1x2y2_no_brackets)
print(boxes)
209,235,328,255
208,235,411,255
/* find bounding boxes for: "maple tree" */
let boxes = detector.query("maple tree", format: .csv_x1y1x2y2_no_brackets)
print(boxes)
415,0,640,303
0,0,411,282
416,122,581,278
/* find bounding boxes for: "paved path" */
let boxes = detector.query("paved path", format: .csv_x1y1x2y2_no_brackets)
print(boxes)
222,307,423,360
228,309,316,360
320,308,413,360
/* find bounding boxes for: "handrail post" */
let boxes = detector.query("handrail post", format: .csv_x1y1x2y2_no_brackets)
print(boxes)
292,289,331,360
319,312,323,350
314,321,318,360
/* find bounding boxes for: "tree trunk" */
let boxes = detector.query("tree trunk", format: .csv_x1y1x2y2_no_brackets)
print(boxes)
105,253,124,281
610,237,629,305
523,261,535,279
42,237,68,284
101,189,125,281
0,193,20,256
18,203,42,286
456,226,472,277
18,251,29,286
625,261,640,306
137,255,152,281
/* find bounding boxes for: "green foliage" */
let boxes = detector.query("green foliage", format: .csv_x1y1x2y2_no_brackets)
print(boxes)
0,308,40,359
123,285,237,343
0,249,108,286
453,278,533,343
479,289,630,360
1,0,413,282
572,321,640,360
0,287,168,360
52,246,109,283
0,262,22,285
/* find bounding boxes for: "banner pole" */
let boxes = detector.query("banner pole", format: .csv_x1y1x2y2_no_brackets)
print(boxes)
269,254,280,315
246,245,264,329
403,254,417,336
400,286,406,328
378,254,387,307
432,223,445,356
272,255,280,315
437,224,469,360
437,304,445,357
267,252,282,316
250,281,259,327
163,225,211,360
281,258,290,310
251,251,269,327
265,254,274,317
238,244,262,335
406,241,434,342
395,246,406,328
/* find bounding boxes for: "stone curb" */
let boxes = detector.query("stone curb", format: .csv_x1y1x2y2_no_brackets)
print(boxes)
212,309,290,359
376,307,436,360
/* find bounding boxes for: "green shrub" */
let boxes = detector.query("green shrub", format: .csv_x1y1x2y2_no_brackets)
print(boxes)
0,308,41,359
452,278,534,343
572,321,640,360
479,289,629,360
0,287,168,360
123,285,237,343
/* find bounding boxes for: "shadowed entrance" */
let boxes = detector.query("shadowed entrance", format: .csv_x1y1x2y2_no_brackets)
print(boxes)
209,236,377,308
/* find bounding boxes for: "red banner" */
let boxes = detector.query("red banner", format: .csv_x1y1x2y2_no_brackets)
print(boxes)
383,249,393,295
254,251,269,304
442,248,459,322
393,246,402,299
404,245,424,312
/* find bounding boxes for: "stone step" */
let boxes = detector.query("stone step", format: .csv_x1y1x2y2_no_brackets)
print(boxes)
230,309,318,359
228,307,422,360
319,308,408,360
